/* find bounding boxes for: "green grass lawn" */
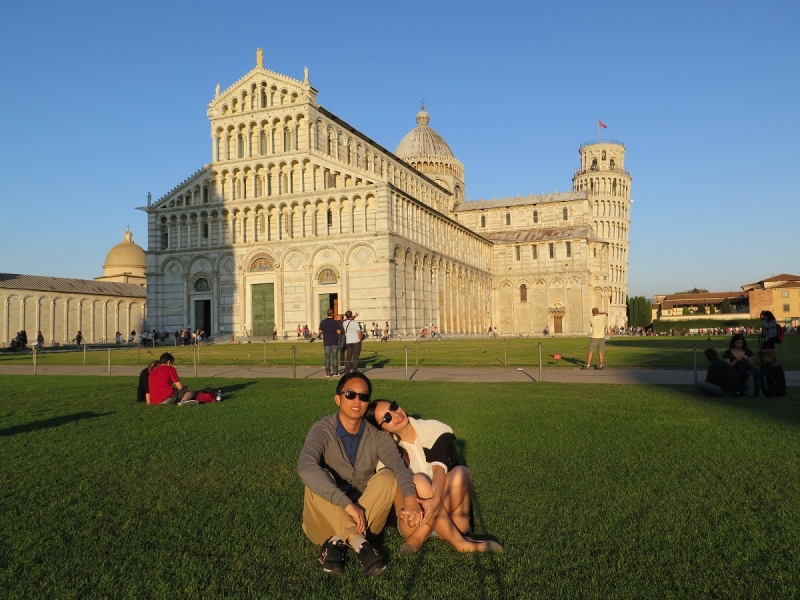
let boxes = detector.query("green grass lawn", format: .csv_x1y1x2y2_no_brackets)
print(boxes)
3,334,799,370
1,376,799,599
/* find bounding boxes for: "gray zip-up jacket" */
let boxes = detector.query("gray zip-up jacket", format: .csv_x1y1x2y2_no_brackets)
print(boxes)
298,414,416,510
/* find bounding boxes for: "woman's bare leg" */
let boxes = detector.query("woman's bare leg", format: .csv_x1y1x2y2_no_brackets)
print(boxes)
399,472,501,553
441,466,472,534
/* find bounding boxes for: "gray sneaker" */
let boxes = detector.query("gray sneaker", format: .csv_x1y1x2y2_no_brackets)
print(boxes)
596,365,604,370
178,399,199,406
581,365,590,370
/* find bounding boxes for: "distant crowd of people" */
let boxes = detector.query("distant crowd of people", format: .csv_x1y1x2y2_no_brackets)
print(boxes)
131,328,207,347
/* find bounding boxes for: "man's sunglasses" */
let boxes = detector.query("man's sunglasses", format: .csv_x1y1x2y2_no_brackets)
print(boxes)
341,390,371,402
380,401,399,426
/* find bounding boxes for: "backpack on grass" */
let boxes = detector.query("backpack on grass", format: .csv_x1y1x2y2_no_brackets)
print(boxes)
759,364,787,398
196,388,218,403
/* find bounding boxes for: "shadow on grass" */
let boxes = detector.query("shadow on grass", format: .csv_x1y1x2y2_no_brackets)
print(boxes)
678,385,800,427
215,381,259,397
561,356,584,366
0,411,113,437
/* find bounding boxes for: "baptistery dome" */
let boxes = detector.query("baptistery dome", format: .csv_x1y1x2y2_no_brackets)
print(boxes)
102,229,146,279
395,108,455,159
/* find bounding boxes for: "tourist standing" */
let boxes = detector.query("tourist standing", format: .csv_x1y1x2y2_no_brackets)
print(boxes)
318,309,342,378
582,308,608,370
342,310,363,374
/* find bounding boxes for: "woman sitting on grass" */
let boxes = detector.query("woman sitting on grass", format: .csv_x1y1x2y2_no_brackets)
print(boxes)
723,333,756,396
365,400,502,555
136,360,159,403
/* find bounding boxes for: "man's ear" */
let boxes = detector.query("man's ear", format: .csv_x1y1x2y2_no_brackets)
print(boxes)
334,394,341,407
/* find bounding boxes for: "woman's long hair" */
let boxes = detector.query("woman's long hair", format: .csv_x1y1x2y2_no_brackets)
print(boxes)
365,400,410,466
728,333,750,351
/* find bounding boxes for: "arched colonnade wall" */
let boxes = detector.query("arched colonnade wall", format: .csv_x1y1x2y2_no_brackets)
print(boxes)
389,188,492,273
0,293,145,345
153,192,380,252
391,242,492,336
181,90,455,214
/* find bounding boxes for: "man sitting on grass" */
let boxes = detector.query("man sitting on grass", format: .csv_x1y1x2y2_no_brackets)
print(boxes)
147,352,198,406
697,348,740,397
297,373,423,577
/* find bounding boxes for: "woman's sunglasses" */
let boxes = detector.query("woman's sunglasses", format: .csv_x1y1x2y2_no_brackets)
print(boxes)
341,390,371,402
380,401,400,426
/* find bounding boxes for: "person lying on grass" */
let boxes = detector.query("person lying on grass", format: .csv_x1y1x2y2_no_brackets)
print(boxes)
147,352,197,406
365,400,503,555
297,373,423,577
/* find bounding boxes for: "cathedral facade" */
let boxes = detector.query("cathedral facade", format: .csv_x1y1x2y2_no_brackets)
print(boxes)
144,53,631,338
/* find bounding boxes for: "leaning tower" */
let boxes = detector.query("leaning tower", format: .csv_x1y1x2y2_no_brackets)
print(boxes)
572,140,632,327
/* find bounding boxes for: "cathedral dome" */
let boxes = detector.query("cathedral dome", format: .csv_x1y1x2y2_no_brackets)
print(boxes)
395,107,455,159
103,229,146,277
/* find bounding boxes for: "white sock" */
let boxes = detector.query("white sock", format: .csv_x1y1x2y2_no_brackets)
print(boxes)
349,534,367,552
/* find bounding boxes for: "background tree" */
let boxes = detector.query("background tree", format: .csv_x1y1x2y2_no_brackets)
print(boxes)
709,304,717,314
627,296,652,327
676,288,709,294
720,299,733,314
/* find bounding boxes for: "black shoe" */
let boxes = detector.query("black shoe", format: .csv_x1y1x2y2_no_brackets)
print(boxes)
319,538,347,574
357,541,387,578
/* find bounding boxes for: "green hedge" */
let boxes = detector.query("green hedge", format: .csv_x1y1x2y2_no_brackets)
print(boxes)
652,318,761,334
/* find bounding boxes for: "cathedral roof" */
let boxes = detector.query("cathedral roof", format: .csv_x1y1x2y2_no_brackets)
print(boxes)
0,273,146,297
395,108,455,160
103,230,146,271
455,191,589,211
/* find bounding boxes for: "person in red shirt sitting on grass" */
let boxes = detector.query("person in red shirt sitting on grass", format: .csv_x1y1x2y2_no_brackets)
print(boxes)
147,352,197,406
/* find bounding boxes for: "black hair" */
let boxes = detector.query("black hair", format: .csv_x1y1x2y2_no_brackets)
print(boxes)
365,399,393,429
728,333,750,350
335,372,372,396
364,402,380,429
159,352,175,364
704,348,718,362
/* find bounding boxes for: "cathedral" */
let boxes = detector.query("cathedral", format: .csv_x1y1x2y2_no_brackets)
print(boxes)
144,51,631,338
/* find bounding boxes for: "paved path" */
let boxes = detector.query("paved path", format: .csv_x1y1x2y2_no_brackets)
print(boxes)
1,364,798,386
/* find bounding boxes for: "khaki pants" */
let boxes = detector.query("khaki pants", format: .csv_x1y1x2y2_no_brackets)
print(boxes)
302,469,397,545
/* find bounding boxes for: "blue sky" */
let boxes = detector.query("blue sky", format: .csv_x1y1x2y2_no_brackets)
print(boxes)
1,0,797,298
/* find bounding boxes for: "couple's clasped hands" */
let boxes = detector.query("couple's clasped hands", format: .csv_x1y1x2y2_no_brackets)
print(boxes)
398,495,438,528
345,496,436,534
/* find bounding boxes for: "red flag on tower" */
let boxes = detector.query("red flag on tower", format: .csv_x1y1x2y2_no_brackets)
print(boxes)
598,120,607,128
